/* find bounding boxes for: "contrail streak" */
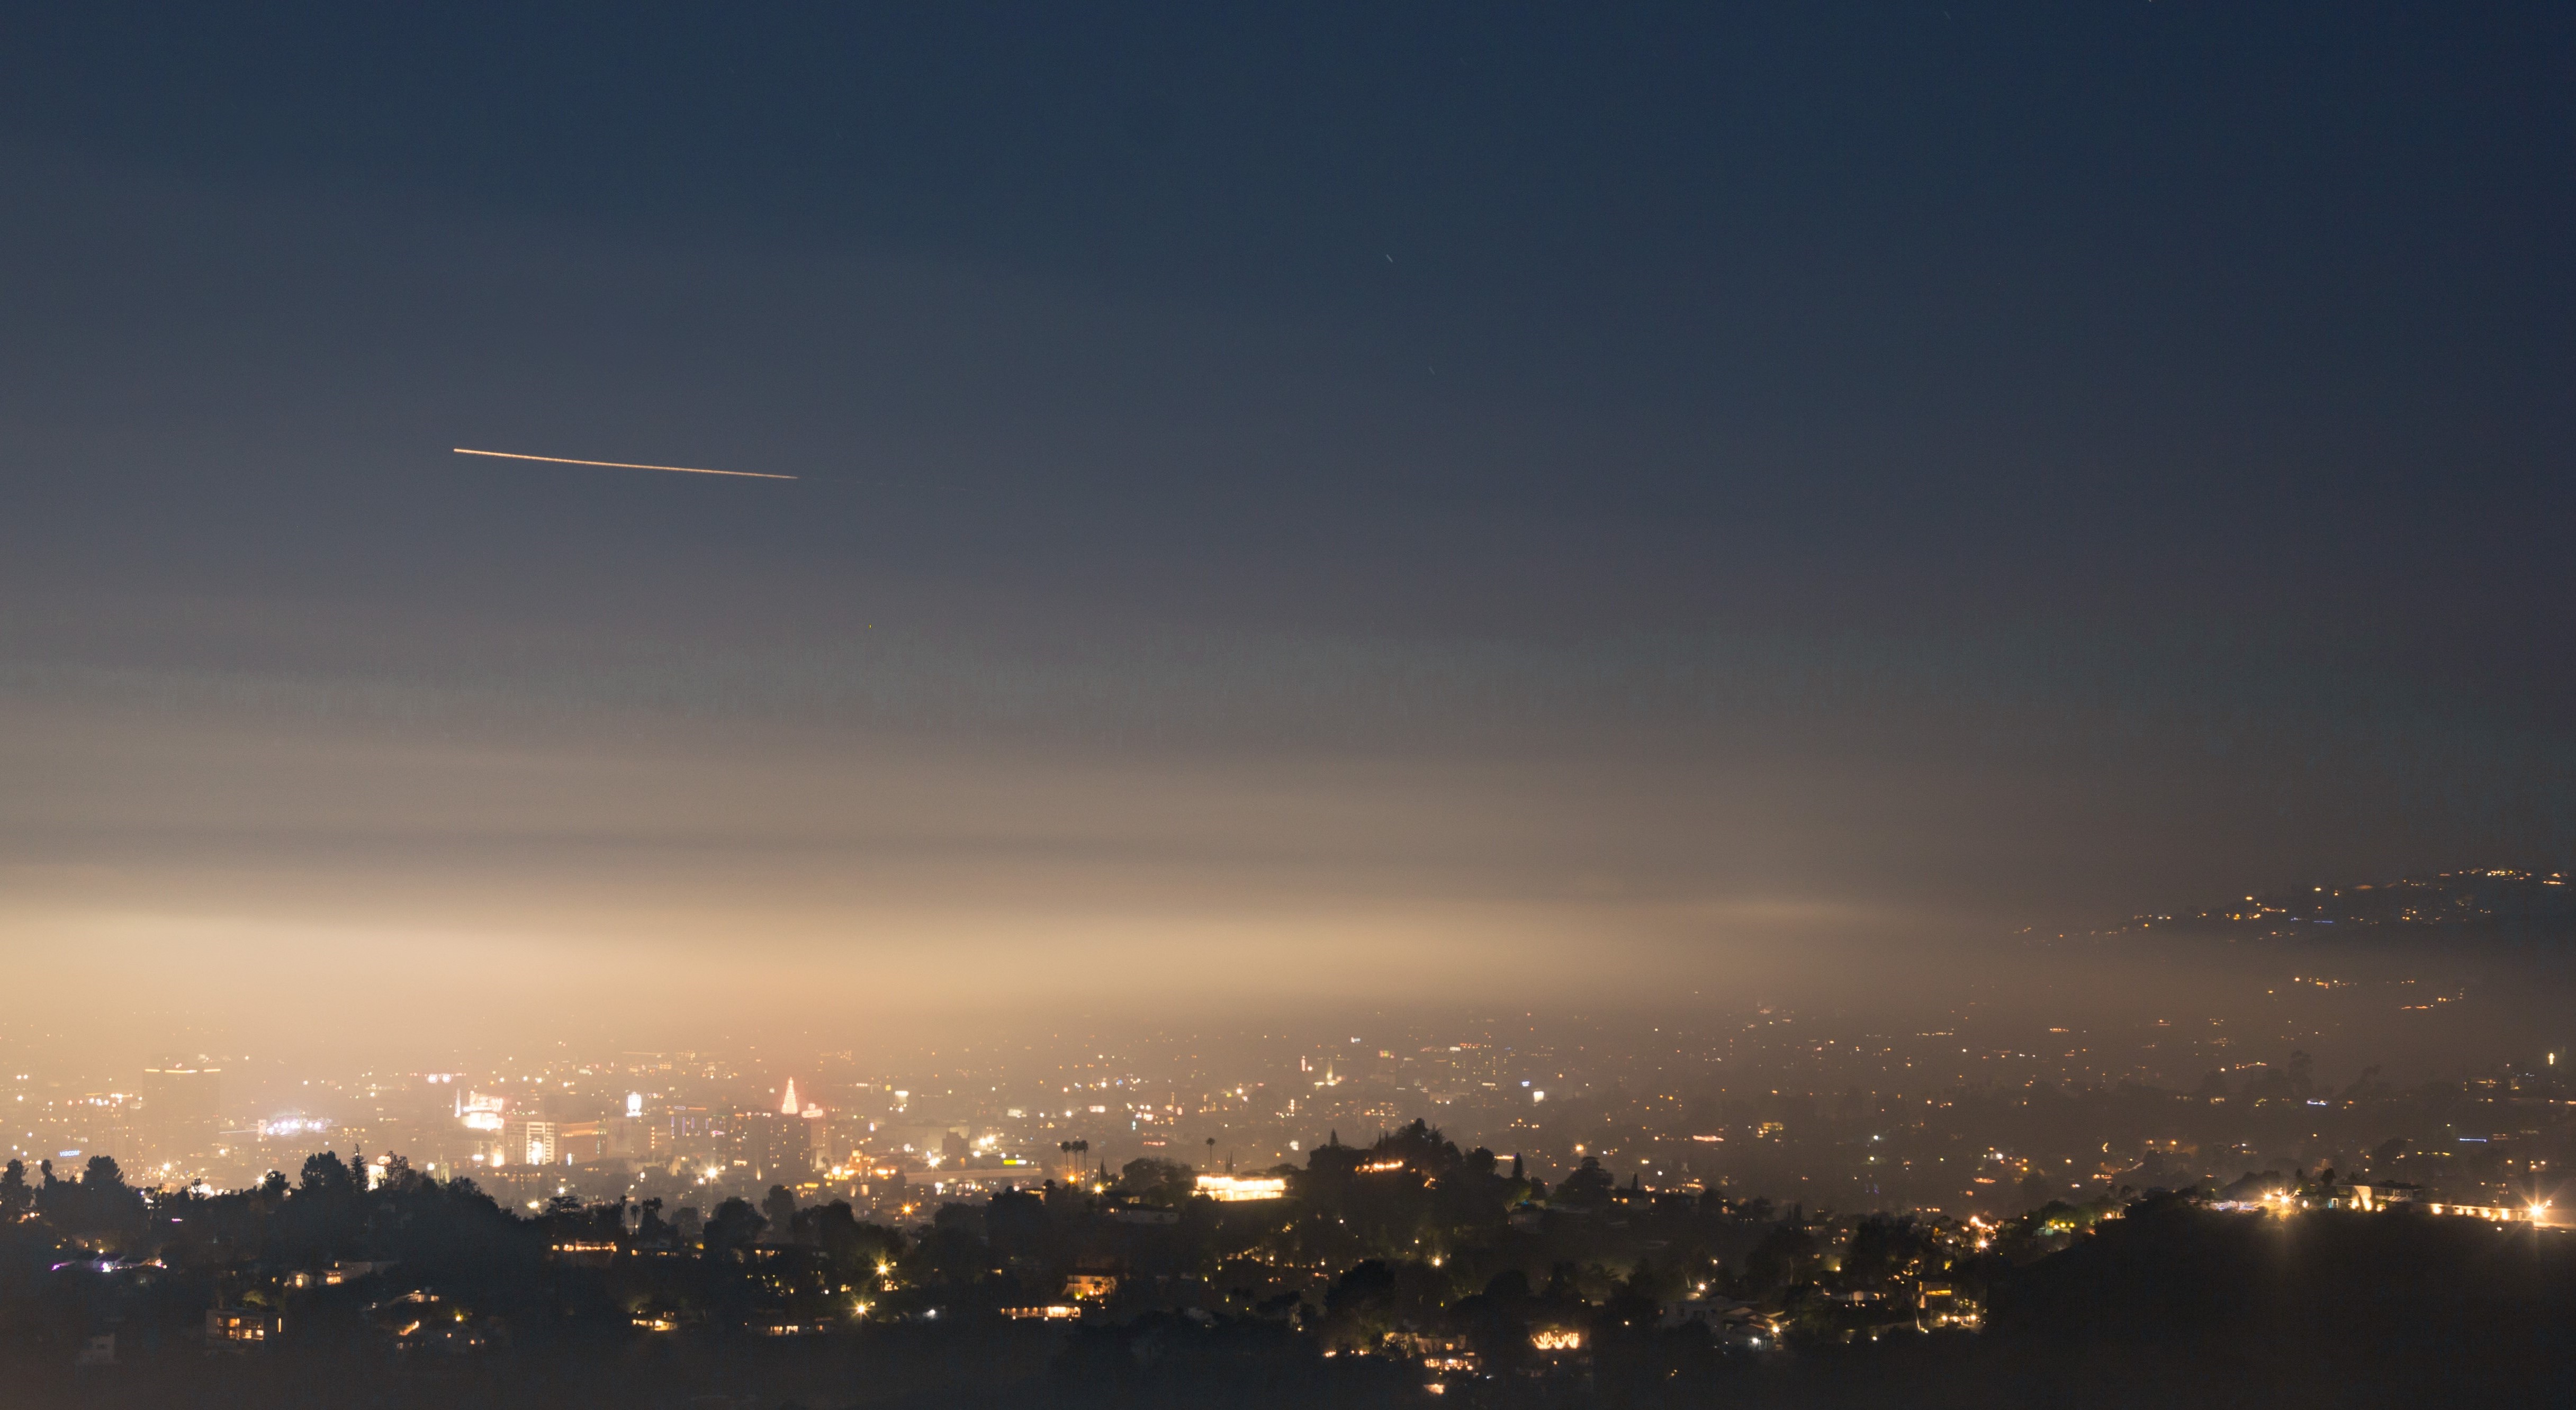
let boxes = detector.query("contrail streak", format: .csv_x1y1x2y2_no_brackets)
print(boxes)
452,448,795,480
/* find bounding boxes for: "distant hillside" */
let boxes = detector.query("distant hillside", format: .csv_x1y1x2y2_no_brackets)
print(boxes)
2138,869,2576,945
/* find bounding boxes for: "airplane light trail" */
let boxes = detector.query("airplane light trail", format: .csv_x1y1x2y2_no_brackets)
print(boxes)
452,448,795,480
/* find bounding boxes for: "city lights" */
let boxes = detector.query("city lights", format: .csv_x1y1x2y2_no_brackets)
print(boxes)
0,7,2564,1408
1194,1173,1289,1201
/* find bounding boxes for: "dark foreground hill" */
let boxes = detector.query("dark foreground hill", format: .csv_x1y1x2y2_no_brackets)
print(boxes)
1894,1200,2575,1409
1592,1201,2576,1409
8,1200,2571,1410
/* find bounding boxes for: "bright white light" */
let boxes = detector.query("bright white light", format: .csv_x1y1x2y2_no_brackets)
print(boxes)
1195,1174,1288,1203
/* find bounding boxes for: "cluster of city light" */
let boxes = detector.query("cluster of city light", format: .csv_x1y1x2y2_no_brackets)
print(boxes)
1193,1173,1288,1202
256,1116,331,1140
457,1091,506,1133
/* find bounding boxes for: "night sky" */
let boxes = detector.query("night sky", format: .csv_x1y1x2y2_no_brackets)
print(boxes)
2,4,2570,1052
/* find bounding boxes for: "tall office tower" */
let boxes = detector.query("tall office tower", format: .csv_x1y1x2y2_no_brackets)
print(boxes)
505,1118,558,1167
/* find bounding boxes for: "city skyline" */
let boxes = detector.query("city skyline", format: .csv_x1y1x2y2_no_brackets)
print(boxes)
3,7,2572,1405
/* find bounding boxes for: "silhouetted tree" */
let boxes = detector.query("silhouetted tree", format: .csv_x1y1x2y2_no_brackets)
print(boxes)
1553,1157,1616,1210
1372,1119,1460,1172
984,1187,1049,1258
761,1185,798,1239
1742,1218,1819,1296
1843,1215,1936,1288
299,1151,357,1197
56,1154,147,1246
1599,1257,1670,1331
1116,1158,1197,1207
803,1200,902,1277
1319,1259,1398,1350
0,1160,29,1221
702,1198,765,1259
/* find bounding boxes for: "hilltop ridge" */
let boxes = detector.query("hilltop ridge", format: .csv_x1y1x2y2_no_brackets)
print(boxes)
2115,869,2576,946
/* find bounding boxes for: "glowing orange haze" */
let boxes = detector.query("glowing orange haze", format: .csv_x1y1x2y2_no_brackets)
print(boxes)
0,693,1992,1066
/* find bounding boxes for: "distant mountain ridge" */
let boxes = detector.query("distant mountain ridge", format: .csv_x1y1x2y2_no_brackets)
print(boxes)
2136,868,2576,945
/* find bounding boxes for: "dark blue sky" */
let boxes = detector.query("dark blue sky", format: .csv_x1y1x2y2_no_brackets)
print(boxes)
7,3,2566,622
1,3,2569,1036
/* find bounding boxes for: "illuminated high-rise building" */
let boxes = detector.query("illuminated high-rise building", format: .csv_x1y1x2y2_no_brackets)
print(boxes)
456,1091,507,1132
555,1121,603,1164
506,1118,557,1167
